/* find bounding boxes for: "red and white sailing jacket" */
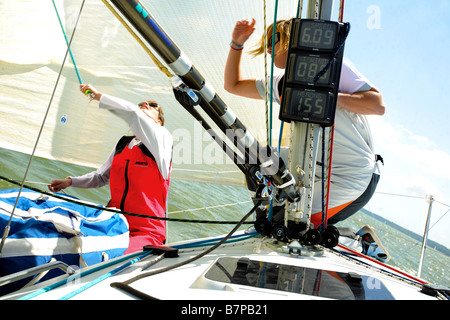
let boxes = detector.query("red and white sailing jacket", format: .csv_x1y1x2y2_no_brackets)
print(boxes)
108,136,170,252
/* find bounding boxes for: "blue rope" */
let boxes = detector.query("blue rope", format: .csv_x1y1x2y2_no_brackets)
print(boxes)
18,232,256,300
52,0,83,84
18,250,145,300
58,250,153,300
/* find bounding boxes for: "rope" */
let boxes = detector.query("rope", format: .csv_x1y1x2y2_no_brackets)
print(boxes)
268,0,279,146
18,250,145,300
321,127,327,230
339,0,345,21
59,250,154,300
333,244,427,285
322,0,345,230
261,0,280,147
263,0,270,145
52,0,83,84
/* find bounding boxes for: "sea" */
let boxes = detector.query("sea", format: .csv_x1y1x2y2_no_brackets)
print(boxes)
0,146,448,289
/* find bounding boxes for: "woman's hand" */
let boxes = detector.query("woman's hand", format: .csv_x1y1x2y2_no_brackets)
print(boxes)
80,84,102,101
231,18,256,47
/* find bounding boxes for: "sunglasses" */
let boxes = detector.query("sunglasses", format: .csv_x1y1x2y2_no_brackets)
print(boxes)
139,101,162,121
268,32,280,47
139,101,160,110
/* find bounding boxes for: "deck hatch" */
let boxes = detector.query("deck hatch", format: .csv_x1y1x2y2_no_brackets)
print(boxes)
204,257,394,300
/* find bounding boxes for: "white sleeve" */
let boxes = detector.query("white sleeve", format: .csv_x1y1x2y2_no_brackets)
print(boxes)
70,148,114,188
255,73,284,104
339,58,374,94
98,94,173,180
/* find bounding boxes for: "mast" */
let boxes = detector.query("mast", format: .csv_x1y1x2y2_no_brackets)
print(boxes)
284,0,336,241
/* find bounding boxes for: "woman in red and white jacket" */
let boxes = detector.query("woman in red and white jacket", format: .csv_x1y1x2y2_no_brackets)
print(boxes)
49,84,173,254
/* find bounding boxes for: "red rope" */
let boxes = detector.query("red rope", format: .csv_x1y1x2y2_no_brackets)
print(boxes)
337,243,428,284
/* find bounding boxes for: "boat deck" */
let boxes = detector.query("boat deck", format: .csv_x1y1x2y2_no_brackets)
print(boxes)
2,234,439,300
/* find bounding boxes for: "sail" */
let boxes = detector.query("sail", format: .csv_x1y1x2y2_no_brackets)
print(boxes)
1,0,155,169
0,0,307,186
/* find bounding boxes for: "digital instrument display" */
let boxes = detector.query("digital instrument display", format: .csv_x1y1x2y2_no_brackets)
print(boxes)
280,19,349,126
286,53,335,86
282,88,333,124
297,20,338,50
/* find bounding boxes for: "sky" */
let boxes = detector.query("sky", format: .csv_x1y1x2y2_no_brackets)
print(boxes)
339,1,450,247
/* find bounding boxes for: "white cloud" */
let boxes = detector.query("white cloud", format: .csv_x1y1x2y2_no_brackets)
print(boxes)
368,116,450,228
370,117,450,181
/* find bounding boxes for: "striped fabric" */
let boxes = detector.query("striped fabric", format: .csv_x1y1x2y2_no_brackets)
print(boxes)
0,188,129,294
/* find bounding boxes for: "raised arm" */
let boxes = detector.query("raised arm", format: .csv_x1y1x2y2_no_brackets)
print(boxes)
79,84,172,180
224,18,262,99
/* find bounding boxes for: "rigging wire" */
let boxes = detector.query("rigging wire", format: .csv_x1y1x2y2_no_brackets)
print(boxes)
0,174,253,225
376,191,427,200
372,190,450,236
168,200,252,215
0,0,87,255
